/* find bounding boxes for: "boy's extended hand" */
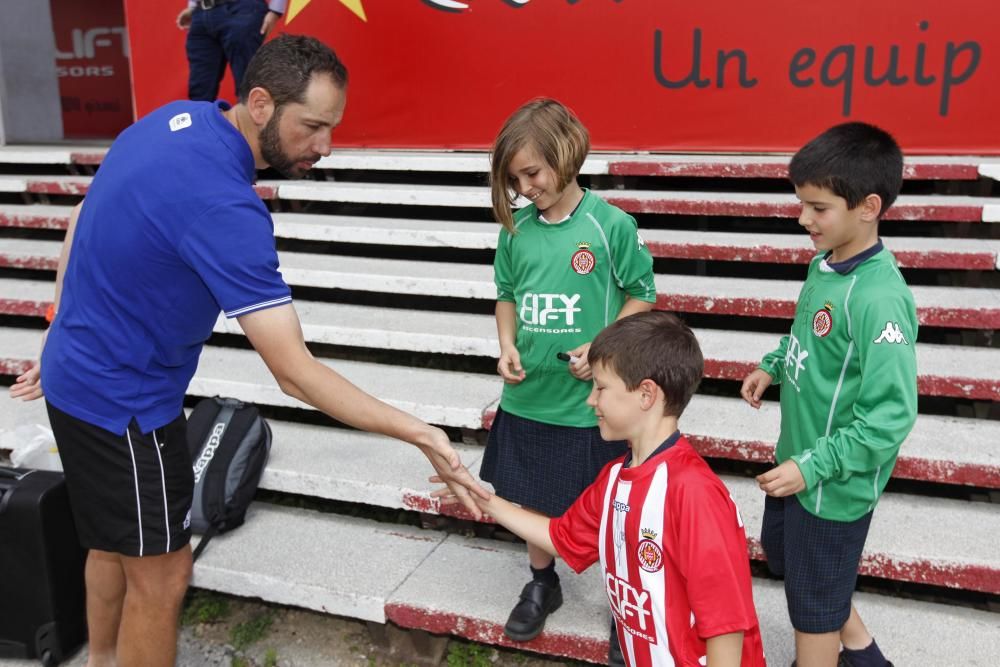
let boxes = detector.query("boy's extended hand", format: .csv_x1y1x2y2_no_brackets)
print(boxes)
566,341,592,380
740,369,773,409
497,345,526,384
416,427,492,520
430,473,493,517
756,460,805,497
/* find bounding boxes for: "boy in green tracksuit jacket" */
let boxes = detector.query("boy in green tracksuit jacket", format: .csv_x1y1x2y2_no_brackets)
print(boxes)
741,122,917,667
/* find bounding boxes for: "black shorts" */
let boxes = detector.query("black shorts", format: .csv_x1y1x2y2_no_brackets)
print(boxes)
46,401,194,558
480,407,627,517
760,493,873,633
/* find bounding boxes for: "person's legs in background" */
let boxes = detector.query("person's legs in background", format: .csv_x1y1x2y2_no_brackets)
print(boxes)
218,0,268,97
186,7,228,101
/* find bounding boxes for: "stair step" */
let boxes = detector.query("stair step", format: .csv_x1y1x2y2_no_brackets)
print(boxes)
2,330,998,488
3,295,999,401
265,181,1000,223
2,145,996,182
194,503,1000,666
4,241,997,329
4,204,999,271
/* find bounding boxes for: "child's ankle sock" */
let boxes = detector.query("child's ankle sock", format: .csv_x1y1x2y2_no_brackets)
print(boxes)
841,638,890,667
530,562,558,586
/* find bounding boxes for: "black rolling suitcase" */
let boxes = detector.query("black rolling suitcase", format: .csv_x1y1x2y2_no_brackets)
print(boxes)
0,467,87,666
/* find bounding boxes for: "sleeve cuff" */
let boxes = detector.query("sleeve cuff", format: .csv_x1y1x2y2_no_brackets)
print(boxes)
224,295,292,319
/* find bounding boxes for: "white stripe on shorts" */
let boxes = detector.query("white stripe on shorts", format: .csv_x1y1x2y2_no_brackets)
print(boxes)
125,427,145,557
152,430,171,553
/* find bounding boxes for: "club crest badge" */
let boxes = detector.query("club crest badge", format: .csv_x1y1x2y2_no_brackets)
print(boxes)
571,241,596,275
812,303,834,337
637,528,663,573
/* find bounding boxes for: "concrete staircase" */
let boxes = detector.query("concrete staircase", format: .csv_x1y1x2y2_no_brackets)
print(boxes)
1,146,999,665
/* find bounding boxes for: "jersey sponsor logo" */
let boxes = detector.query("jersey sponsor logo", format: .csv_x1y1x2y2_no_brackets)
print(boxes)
783,332,809,391
637,528,663,573
873,321,908,345
812,302,834,337
606,572,658,644
571,242,596,275
169,113,193,132
519,292,582,327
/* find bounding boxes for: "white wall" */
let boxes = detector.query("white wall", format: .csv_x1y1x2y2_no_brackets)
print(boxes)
0,0,63,144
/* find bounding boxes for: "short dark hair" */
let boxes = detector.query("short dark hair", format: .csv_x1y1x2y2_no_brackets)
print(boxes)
490,98,590,233
788,122,903,217
588,311,703,418
238,34,348,107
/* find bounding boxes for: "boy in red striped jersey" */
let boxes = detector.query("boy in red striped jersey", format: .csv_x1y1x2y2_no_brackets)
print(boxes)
439,312,765,667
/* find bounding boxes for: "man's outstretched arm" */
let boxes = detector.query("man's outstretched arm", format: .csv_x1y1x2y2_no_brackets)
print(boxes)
239,303,491,517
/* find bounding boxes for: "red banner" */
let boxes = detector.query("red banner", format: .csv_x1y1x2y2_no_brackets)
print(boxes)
52,0,133,139
123,0,999,154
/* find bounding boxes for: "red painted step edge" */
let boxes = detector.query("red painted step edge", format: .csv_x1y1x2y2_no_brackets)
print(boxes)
607,196,984,222
386,603,607,665
607,160,981,181
644,241,999,271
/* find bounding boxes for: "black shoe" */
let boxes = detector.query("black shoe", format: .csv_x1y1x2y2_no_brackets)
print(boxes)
503,579,563,641
608,622,626,667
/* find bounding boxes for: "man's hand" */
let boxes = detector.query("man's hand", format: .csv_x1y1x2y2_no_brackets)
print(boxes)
756,460,805,497
176,7,193,30
740,369,773,409
566,341,592,380
416,426,491,519
9,363,43,401
259,11,279,36
497,345,526,384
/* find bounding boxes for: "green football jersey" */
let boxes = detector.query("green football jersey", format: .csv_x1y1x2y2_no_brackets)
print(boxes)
494,190,656,427
759,247,918,521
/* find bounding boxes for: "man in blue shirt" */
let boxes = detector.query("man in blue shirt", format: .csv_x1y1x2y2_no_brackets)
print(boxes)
10,35,489,667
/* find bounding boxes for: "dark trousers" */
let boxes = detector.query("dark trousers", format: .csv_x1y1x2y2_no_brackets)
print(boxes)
186,0,268,101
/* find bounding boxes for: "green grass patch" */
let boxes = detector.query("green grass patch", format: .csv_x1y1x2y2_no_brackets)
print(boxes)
230,611,275,651
446,640,496,667
181,590,231,626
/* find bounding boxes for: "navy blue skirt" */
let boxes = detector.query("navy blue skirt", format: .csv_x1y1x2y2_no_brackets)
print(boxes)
480,407,627,517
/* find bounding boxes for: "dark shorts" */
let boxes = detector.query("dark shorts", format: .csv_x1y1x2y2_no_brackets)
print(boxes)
46,402,194,558
760,493,873,633
480,407,627,517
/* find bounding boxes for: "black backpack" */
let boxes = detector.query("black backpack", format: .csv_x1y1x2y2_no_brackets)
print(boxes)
186,397,272,561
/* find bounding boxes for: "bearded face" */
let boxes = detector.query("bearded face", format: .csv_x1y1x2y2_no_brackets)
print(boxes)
259,107,321,179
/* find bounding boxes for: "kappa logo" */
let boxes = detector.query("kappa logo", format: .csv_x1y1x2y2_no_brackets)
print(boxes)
183,509,191,531
169,113,192,132
192,422,226,483
613,500,630,513
873,322,908,345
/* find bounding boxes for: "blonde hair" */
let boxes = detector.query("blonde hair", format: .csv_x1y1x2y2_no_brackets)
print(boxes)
489,98,590,233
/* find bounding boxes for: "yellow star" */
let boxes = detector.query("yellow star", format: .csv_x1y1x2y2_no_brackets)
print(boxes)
286,0,367,24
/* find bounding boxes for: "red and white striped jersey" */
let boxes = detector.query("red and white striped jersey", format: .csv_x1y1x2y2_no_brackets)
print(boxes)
550,435,766,667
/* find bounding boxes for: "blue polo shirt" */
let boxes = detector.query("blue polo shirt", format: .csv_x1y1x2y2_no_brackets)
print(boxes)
42,100,291,435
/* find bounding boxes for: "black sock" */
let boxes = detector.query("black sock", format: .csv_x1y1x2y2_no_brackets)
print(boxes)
530,562,558,586
842,638,889,667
